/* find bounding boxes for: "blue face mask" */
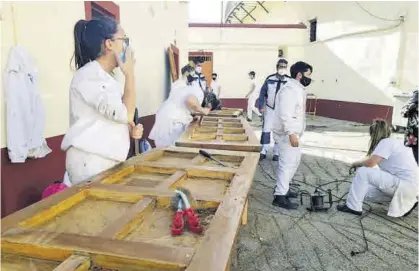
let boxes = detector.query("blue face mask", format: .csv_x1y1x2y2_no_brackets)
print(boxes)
120,41,128,63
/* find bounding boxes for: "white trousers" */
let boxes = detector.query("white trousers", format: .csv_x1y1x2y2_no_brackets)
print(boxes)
66,147,119,186
154,122,187,148
261,107,279,156
346,167,399,212
274,135,302,195
247,95,261,120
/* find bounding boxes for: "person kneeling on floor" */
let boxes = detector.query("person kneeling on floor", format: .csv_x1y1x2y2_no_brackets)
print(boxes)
337,119,418,217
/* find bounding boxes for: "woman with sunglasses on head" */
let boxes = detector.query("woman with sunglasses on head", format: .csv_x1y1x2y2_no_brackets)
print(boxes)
61,17,143,186
337,119,418,217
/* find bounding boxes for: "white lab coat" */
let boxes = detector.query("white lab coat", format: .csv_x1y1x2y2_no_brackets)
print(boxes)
149,79,204,148
61,61,130,185
346,138,418,217
273,79,307,195
273,79,306,138
4,46,51,163
247,79,261,120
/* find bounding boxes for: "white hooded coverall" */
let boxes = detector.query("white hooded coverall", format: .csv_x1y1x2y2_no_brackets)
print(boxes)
149,80,204,148
259,74,289,156
346,138,418,217
272,79,306,196
61,61,130,186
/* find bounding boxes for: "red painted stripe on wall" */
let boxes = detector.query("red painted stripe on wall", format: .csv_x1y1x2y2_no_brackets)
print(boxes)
1,114,156,218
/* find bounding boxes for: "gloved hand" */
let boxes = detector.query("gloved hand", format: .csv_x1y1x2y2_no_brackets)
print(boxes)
349,166,357,175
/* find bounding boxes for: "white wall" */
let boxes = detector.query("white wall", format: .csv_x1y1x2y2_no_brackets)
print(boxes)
0,1,189,148
244,1,418,105
119,1,189,116
188,27,306,98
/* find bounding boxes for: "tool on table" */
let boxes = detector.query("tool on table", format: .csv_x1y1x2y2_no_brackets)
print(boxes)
175,188,203,234
300,189,333,212
170,187,202,236
199,150,228,167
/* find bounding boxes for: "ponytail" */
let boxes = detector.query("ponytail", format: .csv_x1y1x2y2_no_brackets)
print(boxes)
73,20,89,69
71,17,118,70
367,119,392,156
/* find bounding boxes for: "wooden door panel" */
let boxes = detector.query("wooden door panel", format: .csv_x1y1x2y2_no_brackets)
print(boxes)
176,116,261,152
1,146,259,271
207,108,243,117
2,254,61,271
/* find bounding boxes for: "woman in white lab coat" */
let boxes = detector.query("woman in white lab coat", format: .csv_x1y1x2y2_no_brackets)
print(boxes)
61,17,143,186
337,119,418,217
149,65,210,148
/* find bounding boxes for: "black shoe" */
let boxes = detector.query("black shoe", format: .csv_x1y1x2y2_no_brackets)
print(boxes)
247,118,253,122
260,154,266,160
285,190,298,199
337,204,362,216
272,195,299,210
403,202,418,217
272,155,279,161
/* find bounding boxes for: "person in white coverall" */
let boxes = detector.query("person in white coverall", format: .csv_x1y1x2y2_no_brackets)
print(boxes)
258,59,290,161
61,17,143,186
272,61,313,210
149,65,211,148
245,71,262,122
337,119,418,217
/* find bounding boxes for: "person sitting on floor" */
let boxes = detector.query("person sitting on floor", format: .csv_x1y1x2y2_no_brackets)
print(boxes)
337,119,418,217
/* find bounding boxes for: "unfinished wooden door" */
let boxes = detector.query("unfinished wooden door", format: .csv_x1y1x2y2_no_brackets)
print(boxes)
1,146,259,271
176,116,261,152
206,107,243,118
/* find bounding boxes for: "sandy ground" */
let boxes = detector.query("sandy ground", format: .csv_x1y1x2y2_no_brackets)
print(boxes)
231,115,418,271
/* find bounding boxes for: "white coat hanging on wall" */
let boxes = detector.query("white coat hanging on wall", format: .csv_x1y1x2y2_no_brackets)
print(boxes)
4,46,52,163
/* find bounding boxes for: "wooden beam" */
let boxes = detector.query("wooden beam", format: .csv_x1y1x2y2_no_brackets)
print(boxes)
185,156,257,271
99,198,154,239
241,200,248,225
89,183,224,206
155,171,187,190
19,190,88,228
53,255,91,271
2,229,195,269
1,185,91,233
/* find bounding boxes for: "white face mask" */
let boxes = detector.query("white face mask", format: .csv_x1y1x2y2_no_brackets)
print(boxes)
195,67,202,73
278,69,286,76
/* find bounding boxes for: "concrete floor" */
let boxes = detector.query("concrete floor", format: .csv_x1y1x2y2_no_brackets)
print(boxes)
232,115,418,271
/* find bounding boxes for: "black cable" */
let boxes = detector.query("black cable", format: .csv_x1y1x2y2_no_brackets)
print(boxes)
258,159,417,256
355,2,403,22
351,203,371,256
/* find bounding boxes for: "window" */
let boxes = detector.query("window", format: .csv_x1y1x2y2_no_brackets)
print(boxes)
309,19,317,42
84,1,120,22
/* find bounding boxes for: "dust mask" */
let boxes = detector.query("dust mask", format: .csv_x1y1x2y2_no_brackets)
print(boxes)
278,69,286,76
195,67,202,74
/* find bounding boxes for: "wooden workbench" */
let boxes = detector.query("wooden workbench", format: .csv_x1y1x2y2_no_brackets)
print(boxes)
1,144,259,271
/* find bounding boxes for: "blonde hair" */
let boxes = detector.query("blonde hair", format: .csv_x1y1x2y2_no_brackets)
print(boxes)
367,119,392,156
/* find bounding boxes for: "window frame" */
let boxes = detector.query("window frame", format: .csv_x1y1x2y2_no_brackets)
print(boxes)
84,1,120,22
309,18,317,42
